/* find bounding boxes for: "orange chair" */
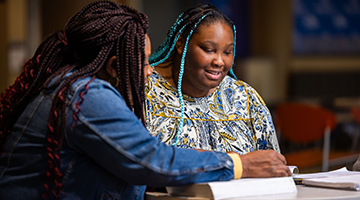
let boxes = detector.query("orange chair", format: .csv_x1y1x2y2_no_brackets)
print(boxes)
350,107,360,150
276,102,359,172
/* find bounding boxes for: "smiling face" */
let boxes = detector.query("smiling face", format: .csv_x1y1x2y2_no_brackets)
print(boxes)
180,20,234,97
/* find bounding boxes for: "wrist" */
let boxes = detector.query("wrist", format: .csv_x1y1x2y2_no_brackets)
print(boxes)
227,152,243,179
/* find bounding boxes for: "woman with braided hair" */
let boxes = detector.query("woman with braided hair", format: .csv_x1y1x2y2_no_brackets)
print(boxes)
0,1,290,200
146,4,284,159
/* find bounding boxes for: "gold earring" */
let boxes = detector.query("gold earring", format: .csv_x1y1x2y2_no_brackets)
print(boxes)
108,76,119,87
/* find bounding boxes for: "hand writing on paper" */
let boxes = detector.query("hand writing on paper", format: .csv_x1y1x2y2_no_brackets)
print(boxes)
240,150,292,178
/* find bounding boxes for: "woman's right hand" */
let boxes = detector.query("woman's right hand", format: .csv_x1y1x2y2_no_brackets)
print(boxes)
240,150,292,178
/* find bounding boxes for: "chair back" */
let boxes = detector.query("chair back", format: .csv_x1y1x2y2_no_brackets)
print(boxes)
276,103,337,143
351,107,360,124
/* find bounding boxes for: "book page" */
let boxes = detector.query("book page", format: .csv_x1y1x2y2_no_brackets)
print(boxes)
293,167,360,191
303,174,360,191
208,177,297,200
294,167,360,179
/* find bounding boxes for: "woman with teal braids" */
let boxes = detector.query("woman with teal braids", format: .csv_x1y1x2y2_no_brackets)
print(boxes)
146,4,281,155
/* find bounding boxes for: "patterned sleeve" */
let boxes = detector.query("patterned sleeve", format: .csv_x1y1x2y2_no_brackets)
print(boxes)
243,82,281,153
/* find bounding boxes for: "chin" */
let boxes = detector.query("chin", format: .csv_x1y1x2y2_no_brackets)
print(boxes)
205,84,220,90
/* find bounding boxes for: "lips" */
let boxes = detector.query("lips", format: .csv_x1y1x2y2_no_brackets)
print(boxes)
205,69,221,80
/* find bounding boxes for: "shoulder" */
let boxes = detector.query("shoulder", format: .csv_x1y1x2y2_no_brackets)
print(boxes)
73,76,119,93
221,76,266,106
146,71,177,95
220,76,253,93
70,76,123,104
67,76,134,121
147,71,161,84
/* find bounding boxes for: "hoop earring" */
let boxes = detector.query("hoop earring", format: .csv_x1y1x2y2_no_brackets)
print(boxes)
108,76,119,87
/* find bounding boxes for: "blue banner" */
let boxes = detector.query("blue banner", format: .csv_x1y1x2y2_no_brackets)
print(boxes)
293,0,360,55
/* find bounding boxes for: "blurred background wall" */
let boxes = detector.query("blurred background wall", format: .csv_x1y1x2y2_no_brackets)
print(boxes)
0,0,7,93
2,0,360,105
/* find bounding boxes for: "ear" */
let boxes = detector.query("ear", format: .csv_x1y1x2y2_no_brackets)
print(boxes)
175,36,185,55
106,56,117,77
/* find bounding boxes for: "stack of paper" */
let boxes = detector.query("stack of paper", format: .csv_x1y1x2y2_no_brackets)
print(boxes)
294,167,360,191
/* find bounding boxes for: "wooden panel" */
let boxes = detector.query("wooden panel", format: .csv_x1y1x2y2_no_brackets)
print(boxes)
0,1,8,92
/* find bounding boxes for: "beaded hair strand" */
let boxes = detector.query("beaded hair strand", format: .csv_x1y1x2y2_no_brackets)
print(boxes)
149,4,237,146
230,25,237,79
0,1,148,199
173,14,208,146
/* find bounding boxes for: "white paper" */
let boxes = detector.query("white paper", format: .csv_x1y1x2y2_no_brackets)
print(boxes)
294,167,360,179
294,167,360,191
303,174,360,191
208,177,297,200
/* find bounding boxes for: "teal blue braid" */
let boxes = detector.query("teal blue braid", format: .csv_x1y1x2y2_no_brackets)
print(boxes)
229,24,237,79
149,13,185,66
149,25,187,67
171,14,208,146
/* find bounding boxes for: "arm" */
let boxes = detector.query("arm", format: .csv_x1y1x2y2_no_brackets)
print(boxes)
65,80,234,187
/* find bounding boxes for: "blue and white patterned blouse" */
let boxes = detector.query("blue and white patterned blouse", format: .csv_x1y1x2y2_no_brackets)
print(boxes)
145,71,280,155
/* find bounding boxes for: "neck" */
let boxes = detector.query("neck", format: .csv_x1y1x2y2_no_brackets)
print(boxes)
154,59,176,87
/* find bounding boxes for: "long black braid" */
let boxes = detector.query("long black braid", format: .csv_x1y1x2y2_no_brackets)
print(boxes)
0,1,148,198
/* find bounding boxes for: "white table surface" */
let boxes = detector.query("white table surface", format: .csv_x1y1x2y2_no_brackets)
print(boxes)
146,185,360,200
225,185,360,200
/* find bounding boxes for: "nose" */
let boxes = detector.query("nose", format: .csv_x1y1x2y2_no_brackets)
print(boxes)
213,53,225,68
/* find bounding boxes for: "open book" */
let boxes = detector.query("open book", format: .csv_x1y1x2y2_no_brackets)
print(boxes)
166,175,297,200
294,167,360,191
165,166,298,200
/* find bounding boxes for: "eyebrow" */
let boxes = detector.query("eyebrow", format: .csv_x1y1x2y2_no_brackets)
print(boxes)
201,41,234,48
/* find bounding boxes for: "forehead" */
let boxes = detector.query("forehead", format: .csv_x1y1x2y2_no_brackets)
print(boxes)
193,21,234,42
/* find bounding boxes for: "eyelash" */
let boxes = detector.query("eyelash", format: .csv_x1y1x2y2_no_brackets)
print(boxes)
202,48,232,55
203,48,213,53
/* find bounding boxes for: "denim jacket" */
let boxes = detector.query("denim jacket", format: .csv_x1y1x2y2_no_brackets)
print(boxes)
0,75,234,200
